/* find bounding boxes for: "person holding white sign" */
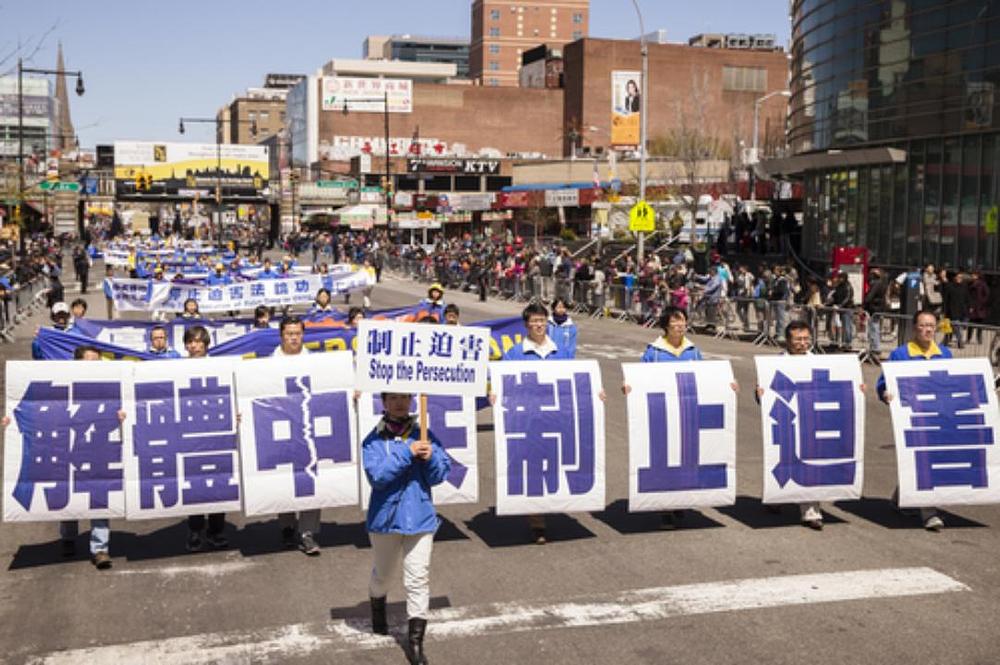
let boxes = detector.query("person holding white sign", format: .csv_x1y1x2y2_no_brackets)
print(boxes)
363,392,451,665
623,306,737,529
270,316,324,556
876,309,951,532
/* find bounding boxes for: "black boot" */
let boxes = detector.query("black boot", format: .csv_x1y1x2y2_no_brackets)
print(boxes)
370,596,388,635
407,617,428,665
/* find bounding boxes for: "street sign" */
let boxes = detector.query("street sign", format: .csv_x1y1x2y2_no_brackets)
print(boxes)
38,181,81,192
629,200,655,232
317,179,358,189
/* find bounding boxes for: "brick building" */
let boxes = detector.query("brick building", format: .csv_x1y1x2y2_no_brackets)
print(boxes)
470,0,588,86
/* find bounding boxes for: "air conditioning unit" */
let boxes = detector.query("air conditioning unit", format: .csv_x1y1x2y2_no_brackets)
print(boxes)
725,34,751,49
752,34,776,50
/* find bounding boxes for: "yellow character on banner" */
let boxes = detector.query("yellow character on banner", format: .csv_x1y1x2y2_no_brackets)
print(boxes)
629,200,655,232
186,174,196,188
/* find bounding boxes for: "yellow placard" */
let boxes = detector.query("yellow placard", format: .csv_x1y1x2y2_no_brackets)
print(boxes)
629,200,655,232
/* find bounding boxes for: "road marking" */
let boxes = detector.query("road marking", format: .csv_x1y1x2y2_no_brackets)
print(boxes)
116,559,254,579
29,567,966,664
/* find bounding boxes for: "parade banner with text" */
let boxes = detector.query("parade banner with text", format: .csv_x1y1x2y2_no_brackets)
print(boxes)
756,354,865,505
492,360,606,516
882,358,1000,508
236,353,359,516
355,320,491,397
125,358,242,519
3,362,131,522
623,361,736,512
358,393,478,507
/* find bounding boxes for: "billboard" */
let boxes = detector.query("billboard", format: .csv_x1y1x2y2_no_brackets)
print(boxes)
321,77,412,113
113,141,269,199
611,70,641,147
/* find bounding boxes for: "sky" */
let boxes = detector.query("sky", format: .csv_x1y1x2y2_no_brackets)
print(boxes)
0,1,791,148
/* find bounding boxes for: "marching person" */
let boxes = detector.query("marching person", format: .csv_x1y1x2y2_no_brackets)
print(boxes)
272,316,322,556
4,345,126,569
419,283,446,322
876,309,950,532
182,325,231,550
364,392,451,665
253,305,271,329
177,298,201,320
754,320,865,530
148,325,181,358
307,288,335,318
547,297,578,358
442,303,460,326
623,306,737,529
31,302,81,360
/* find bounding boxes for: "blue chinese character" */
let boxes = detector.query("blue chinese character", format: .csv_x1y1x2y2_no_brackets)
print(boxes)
186,289,199,301
367,329,392,355
429,331,454,358
769,369,856,488
295,280,310,293
252,377,352,497
638,372,726,492
501,371,594,496
12,380,123,511
274,282,289,295
251,283,266,297
400,331,421,357
168,287,182,300
208,288,223,301
228,286,245,300
896,369,994,490
459,335,483,361
133,376,239,509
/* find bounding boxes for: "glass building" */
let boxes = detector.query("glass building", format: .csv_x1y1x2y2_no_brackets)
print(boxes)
784,0,1000,272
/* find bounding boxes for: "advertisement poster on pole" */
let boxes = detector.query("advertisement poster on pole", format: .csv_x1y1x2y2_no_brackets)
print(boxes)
611,71,641,146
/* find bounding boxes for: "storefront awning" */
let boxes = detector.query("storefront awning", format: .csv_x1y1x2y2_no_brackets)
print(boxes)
759,147,907,177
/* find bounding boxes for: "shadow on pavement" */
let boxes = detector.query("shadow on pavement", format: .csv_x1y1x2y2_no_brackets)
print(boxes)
715,495,848,529
591,499,725,534
834,497,987,530
8,537,72,570
465,508,595,547
330,596,452,622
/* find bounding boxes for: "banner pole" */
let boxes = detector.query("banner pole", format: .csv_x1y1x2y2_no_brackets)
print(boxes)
419,393,428,442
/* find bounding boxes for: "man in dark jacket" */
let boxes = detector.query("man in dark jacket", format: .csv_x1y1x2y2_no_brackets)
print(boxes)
967,270,990,344
863,268,887,356
941,270,969,348
830,272,855,350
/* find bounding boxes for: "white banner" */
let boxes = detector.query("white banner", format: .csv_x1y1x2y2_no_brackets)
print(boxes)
236,354,359,516
125,357,242,519
355,320,491,397
623,361,736,512
110,272,372,313
492,360,605,515
882,358,1000,507
3,361,131,522
755,354,865,504
321,77,413,113
357,393,478,507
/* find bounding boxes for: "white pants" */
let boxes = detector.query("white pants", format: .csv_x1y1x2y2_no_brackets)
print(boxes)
369,532,433,619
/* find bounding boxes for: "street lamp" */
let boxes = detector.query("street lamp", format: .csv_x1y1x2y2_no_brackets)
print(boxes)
342,92,391,226
178,115,257,245
749,89,791,200
630,0,649,265
16,57,84,253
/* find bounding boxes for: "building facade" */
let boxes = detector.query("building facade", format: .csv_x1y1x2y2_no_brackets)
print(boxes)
470,0,589,86
785,0,1000,272
366,35,471,78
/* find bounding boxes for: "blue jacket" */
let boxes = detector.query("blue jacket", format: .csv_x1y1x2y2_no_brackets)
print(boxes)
502,336,572,361
876,341,952,401
363,419,451,535
206,272,232,286
547,317,578,359
640,336,704,362
149,347,181,359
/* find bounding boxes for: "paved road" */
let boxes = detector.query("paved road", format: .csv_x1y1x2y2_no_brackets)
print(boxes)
1,270,999,664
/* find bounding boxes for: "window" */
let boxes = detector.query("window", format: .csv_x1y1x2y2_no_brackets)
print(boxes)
490,9,500,19
572,31,582,40
489,61,500,71
489,44,500,54
721,66,767,92
573,12,583,23
259,111,269,122
489,27,500,37
488,78,499,86
248,111,256,122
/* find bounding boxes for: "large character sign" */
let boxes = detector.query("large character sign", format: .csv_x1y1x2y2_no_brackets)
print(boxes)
491,360,605,515
237,353,358,516
3,361,130,522
125,357,242,519
623,361,736,511
882,358,1000,507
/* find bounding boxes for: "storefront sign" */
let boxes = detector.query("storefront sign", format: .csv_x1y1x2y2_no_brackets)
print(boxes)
407,158,500,175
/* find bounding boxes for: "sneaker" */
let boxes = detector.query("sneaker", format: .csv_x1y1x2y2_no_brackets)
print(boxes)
281,526,297,549
299,532,320,556
186,530,203,552
803,518,824,531
60,539,76,558
92,551,112,570
924,515,945,532
531,527,547,545
205,531,229,549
